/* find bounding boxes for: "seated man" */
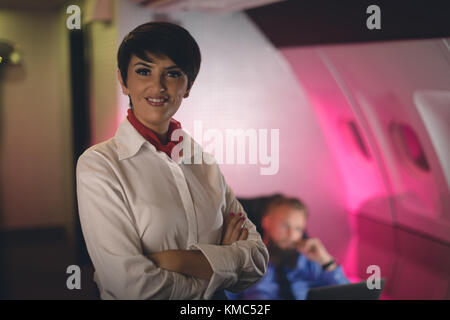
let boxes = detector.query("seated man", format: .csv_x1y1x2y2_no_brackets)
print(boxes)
226,195,349,300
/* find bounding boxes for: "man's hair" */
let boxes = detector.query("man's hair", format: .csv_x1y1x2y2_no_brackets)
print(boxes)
117,21,201,107
262,194,308,219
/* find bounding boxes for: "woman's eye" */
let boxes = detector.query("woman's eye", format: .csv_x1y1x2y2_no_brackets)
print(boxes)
136,68,150,76
167,71,183,78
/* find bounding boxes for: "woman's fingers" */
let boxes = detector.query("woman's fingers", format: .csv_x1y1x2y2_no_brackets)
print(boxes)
221,213,233,237
222,212,247,245
238,227,248,241
223,212,234,225
222,213,238,244
222,213,239,240
229,215,246,242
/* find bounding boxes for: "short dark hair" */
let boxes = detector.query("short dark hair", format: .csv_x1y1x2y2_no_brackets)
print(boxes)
117,21,201,107
262,194,308,219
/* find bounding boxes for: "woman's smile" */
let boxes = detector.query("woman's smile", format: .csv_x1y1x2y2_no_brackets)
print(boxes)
145,95,169,107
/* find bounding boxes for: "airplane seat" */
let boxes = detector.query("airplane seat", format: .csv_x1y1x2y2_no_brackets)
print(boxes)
237,194,278,238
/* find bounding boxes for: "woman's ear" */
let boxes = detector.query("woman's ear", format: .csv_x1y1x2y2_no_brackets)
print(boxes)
183,81,192,98
117,69,129,95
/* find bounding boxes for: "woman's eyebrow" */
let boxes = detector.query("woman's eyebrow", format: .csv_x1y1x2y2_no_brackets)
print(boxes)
133,61,180,70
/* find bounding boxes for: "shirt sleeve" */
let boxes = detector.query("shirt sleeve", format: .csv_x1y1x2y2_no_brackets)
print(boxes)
225,265,279,300
315,265,350,286
76,151,208,299
307,257,349,287
190,169,269,299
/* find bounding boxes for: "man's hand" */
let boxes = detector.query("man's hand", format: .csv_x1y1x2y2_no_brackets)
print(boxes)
297,238,336,270
221,212,248,245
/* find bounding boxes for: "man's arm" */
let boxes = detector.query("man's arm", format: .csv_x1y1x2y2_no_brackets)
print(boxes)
297,238,349,285
297,238,337,270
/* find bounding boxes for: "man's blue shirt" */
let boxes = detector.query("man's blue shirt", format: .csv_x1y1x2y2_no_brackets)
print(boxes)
225,254,349,300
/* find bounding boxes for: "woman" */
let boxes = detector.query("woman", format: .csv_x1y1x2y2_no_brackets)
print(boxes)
76,21,268,299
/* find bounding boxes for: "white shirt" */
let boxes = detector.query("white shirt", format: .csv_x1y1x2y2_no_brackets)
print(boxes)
76,118,269,299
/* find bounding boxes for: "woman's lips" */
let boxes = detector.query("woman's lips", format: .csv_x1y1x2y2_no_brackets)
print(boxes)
145,97,168,107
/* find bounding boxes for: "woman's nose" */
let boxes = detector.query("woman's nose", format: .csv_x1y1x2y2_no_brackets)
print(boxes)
149,74,167,93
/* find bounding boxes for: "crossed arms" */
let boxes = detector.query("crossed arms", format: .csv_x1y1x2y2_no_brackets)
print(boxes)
148,212,249,280
76,152,268,299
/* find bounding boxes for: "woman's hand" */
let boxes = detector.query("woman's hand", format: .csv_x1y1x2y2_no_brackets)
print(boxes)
221,212,248,245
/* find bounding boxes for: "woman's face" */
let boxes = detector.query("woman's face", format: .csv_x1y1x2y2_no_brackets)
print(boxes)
118,51,190,134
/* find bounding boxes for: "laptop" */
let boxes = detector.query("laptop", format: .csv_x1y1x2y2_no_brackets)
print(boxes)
306,279,385,300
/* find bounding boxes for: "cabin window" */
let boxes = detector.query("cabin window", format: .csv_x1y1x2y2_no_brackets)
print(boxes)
340,120,371,160
390,123,430,172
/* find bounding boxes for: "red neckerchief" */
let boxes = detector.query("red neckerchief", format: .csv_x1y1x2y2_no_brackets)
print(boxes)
127,108,183,159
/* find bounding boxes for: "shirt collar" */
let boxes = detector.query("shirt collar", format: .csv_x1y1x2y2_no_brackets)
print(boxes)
115,117,148,161
126,109,184,158
115,117,204,163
